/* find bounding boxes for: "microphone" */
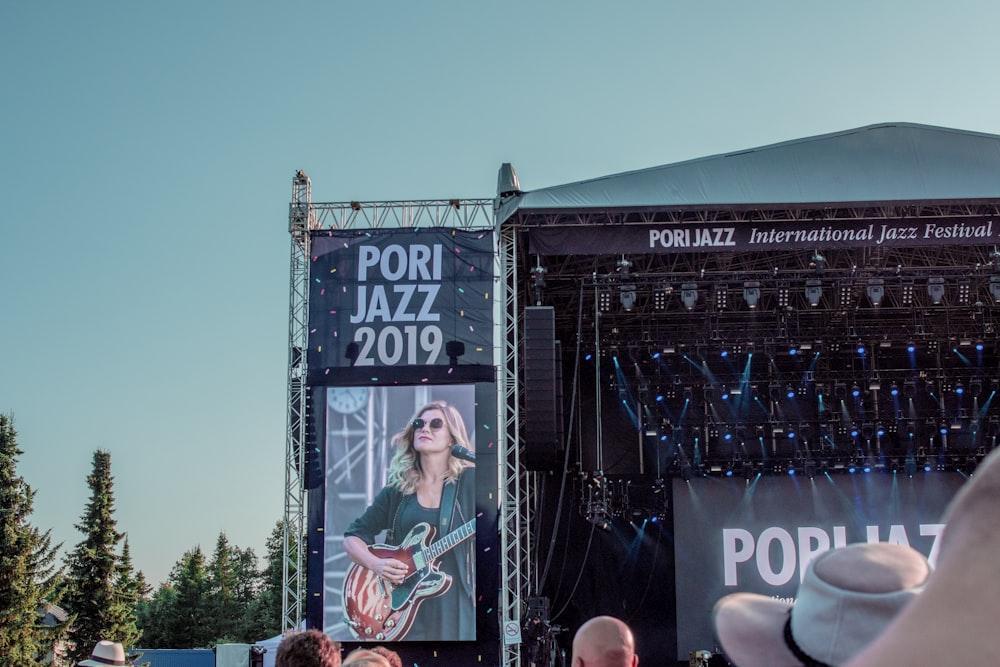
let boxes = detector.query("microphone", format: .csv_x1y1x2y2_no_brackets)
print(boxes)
451,444,476,462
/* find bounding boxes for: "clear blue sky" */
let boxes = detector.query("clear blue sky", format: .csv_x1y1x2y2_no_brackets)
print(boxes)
3,1,1000,586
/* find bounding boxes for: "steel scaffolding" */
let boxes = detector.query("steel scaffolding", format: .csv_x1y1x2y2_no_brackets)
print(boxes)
283,178,522,664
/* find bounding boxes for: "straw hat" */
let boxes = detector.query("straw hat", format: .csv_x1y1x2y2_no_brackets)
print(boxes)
713,542,930,666
79,640,129,667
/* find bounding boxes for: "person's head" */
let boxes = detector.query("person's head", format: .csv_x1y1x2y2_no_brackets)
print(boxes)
341,649,391,667
571,615,638,667
367,646,402,667
275,630,341,667
387,400,473,493
713,542,929,667
79,640,130,667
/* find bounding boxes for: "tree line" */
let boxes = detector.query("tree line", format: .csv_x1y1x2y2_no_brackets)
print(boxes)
0,415,286,664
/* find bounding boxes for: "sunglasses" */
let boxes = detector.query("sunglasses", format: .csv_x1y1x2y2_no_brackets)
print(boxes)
412,417,445,431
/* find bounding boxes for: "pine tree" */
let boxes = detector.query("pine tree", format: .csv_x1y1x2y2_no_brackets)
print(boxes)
136,584,176,648
165,547,213,648
242,521,284,641
108,537,143,649
208,532,238,641
0,414,63,663
63,450,124,663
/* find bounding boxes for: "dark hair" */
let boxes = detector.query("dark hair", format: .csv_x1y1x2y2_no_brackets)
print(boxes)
368,647,402,667
275,630,341,667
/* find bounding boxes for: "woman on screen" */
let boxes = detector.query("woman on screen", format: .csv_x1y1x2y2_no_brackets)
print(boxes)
343,400,476,641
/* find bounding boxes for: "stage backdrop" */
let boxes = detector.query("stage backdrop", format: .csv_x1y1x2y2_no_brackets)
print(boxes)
671,473,965,660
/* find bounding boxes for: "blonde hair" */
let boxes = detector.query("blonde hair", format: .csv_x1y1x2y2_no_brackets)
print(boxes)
386,401,474,494
342,649,391,667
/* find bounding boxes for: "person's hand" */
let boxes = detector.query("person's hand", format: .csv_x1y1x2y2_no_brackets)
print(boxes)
373,558,408,585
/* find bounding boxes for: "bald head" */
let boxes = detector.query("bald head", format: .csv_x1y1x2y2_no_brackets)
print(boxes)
572,616,638,667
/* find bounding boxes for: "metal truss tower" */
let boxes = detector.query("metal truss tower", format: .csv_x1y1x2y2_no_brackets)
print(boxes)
283,170,315,631
282,183,526,666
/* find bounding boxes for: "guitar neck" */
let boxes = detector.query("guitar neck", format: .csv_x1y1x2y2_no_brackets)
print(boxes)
422,519,476,562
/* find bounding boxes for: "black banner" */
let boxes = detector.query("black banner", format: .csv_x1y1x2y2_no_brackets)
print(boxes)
528,217,996,255
308,229,493,383
671,473,964,660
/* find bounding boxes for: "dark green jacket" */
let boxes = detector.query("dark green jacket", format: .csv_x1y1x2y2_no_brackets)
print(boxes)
345,468,476,598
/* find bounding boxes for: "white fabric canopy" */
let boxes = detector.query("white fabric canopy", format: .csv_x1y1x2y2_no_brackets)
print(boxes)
499,123,1000,221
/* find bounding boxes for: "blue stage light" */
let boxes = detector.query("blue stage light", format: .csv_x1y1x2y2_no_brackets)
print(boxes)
725,469,734,477
659,435,668,441
852,388,861,398
651,516,658,523
848,466,857,474
956,386,965,395
585,353,593,361
720,350,729,358
787,390,796,399
652,352,661,359
877,428,885,437
655,395,664,402
789,348,798,356
721,393,729,401
788,468,796,476
976,342,985,351
863,466,872,473
890,386,899,397
857,345,866,355
907,344,916,353
723,433,732,441
850,429,859,438
940,427,948,436
787,431,796,439
924,464,933,472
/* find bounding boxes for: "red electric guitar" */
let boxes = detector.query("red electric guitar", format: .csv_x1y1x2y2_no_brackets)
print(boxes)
343,518,475,641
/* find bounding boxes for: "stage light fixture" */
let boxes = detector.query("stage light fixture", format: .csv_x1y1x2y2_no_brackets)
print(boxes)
901,280,914,305
856,343,866,355
715,285,728,310
720,349,729,358
907,342,916,353
927,277,945,305
850,427,859,438
956,383,965,395
866,279,885,307
958,279,971,305
839,283,854,307
786,384,796,399
876,426,886,437
653,284,669,310
976,340,985,351
620,286,637,311
805,279,823,307
598,288,612,312
777,286,790,308
789,346,798,356
742,281,761,309
681,282,698,310
890,383,899,397
852,385,861,398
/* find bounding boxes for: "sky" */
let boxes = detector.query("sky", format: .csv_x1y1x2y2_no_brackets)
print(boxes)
3,0,1000,587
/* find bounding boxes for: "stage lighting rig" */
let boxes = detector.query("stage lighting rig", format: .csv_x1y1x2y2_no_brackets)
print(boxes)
681,282,699,311
928,277,945,305
742,281,761,309
617,257,636,311
990,275,1000,302
805,279,823,307
866,279,885,307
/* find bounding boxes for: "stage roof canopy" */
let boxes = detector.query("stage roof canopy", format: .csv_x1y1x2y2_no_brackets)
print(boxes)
498,123,1000,221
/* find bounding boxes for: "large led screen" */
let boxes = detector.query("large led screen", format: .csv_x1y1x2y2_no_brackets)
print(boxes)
321,384,481,642
671,473,965,660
